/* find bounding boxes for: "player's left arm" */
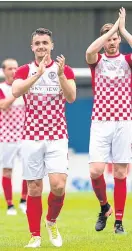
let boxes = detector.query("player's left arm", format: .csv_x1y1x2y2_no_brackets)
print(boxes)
119,7,132,48
0,89,16,110
0,96,16,110
56,55,76,103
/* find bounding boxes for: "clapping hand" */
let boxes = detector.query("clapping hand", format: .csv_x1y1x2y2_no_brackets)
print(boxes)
56,54,65,77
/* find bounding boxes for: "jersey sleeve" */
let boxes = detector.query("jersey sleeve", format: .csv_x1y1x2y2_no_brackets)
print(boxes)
64,65,75,80
14,64,29,80
125,54,132,68
0,88,5,99
88,53,102,69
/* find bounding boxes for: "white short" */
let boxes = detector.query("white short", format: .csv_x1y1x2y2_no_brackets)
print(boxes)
21,139,69,180
89,120,132,163
0,142,22,169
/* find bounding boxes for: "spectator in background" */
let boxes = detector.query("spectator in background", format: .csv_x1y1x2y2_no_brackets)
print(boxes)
0,58,27,215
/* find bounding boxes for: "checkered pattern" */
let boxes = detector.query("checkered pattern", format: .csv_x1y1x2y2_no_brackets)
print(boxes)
0,106,25,142
91,54,132,121
20,62,70,140
0,82,25,142
23,92,67,140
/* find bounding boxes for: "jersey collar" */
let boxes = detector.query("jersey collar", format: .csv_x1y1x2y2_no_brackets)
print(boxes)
34,60,54,68
105,53,120,58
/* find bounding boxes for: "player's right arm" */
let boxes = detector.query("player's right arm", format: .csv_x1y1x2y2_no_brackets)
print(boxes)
12,54,48,98
86,19,119,64
13,71,41,98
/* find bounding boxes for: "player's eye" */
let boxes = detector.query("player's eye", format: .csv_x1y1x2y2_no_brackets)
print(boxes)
43,41,48,45
35,42,40,45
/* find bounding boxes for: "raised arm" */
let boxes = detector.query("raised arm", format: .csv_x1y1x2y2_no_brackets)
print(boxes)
119,7,132,48
12,54,48,98
56,55,76,103
86,19,119,64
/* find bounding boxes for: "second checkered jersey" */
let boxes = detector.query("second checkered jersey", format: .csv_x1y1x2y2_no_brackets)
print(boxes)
89,53,132,121
14,60,75,140
0,82,25,142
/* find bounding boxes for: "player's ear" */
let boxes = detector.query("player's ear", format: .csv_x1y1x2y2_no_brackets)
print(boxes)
51,42,54,51
31,44,33,52
119,35,121,43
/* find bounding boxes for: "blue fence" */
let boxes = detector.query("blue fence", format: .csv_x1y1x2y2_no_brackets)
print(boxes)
66,97,93,153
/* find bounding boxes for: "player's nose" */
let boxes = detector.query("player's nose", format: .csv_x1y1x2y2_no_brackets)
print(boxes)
38,43,44,48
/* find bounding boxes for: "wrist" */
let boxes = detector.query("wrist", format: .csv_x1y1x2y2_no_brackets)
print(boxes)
119,27,126,33
58,72,65,77
35,72,42,78
58,73,65,78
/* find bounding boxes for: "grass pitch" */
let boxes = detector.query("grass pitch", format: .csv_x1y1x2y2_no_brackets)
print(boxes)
0,192,132,251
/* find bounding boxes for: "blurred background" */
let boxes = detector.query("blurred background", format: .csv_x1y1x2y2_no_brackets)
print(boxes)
0,1,132,192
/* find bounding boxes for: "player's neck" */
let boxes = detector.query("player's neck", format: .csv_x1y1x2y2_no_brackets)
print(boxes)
105,51,120,57
5,78,13,85
35,56,52,66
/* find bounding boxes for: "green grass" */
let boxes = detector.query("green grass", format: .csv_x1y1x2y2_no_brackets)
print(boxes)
0,192,132,250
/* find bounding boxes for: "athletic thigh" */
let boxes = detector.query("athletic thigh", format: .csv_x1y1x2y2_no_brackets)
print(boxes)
112,121,132,163
89,121,114,163
44,139,69,175
21,140,45,180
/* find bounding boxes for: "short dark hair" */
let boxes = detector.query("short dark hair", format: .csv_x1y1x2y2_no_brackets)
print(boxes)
100,23,120,36
31,28,52,41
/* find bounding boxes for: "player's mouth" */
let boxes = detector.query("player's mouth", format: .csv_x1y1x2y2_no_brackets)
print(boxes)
37,50,45,53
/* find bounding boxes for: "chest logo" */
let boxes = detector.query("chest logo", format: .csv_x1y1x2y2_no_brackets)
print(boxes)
48,71,57,80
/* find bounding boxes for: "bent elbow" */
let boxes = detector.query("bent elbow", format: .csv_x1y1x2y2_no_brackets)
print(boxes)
86,49,93,62
86,48,92,56
12,80,23,98
67,94,76,103
12,89,20,98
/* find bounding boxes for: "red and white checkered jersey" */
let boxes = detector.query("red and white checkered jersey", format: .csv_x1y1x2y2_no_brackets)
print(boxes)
89,53,132,121
0,82,25,142
14,60,75,140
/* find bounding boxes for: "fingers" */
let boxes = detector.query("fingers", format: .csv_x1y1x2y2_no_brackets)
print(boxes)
56,55,65,76
41,53,48,65
119,7,126,17
56,55,65,71
56,54,65,65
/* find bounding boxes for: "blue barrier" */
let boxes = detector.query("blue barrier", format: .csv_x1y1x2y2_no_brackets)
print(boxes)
71,178,114,191
66,97,93,153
